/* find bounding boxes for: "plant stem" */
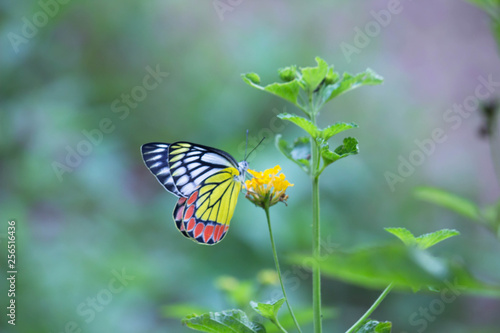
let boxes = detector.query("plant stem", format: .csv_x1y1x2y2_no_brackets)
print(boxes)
345,283,394,333
264,207,302,333
310,108,322,333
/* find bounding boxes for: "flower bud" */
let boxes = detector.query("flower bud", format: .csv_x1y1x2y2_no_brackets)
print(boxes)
278,66,298,82
324,67,339,85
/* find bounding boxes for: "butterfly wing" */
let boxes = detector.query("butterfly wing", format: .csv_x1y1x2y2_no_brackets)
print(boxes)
141,143,183,197
167,142,239,196
173,167,242,245
142,141,242,244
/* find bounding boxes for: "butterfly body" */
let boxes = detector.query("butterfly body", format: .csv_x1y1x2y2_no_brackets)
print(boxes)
141,142,247,245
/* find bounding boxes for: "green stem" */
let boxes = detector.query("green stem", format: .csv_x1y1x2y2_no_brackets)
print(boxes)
273,319,288,333
310,109,322,333
345,283,394,333
264,206,302,333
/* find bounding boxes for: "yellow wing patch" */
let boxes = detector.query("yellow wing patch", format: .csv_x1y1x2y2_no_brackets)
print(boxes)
196,167,242,226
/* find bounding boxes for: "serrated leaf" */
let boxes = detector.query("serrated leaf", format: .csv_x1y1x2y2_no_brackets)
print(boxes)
414,187,480,221
385,228,417,246
354,320,392,333
182,309,265,333
334,137,359,157
300,56,329,92
317,137,358,173
323,68,383,103
278,113,319,137
386,228,460,249
242,73,301,105
264,81,301,105
318,139,340,167
320,122,358,140
250,298,285,326
275,135,310,174
415,229,460,250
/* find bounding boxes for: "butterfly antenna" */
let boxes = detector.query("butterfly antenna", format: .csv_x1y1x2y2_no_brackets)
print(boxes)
246,137,265,161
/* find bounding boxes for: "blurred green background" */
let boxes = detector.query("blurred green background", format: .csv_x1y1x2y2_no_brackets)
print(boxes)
2,0,500,332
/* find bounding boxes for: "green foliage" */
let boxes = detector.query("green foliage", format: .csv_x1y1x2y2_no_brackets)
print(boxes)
385,227,460,249
182,309,266,333
318,137,359,174
320,122,359,140
242,57,383,117
275,135,311,174
278,65,298,82
299,57,329,93
242,73,301,106
251,299,286,331
414,187,480,221
247,57,384,333
353,320,392,333
291,243,450,291
291,241,500,296
415,186,500,238
273,307,336,333
278,113,319,138
277,113,358,141
215,276,256,308
322,69,383,103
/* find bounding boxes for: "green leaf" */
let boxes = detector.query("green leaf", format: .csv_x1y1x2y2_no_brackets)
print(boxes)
242,73,301,106
324,67,339,85
290,243,500,296
291,243,449,291
320,122,358,140
299,56,329,92
414,187,481,221
278,113,319,137
334,137,359,157
182,309,265,333
323,68,383,103
317,137,359,173
264,81,301,105
385,228,417,246
318,140,340,167
250,298,285,328
386,228,460,250
415,229,460,250
354,320,392,333
275,135,310,174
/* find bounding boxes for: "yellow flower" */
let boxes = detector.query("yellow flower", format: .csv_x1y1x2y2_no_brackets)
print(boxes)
245,165,293,208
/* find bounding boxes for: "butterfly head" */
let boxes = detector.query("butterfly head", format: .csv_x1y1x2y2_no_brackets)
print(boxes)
236,160,249,183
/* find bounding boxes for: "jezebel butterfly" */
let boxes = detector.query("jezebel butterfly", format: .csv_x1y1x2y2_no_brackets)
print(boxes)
141,142,248,245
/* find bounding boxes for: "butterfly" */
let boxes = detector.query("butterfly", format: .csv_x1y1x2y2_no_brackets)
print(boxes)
141,142,248,245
